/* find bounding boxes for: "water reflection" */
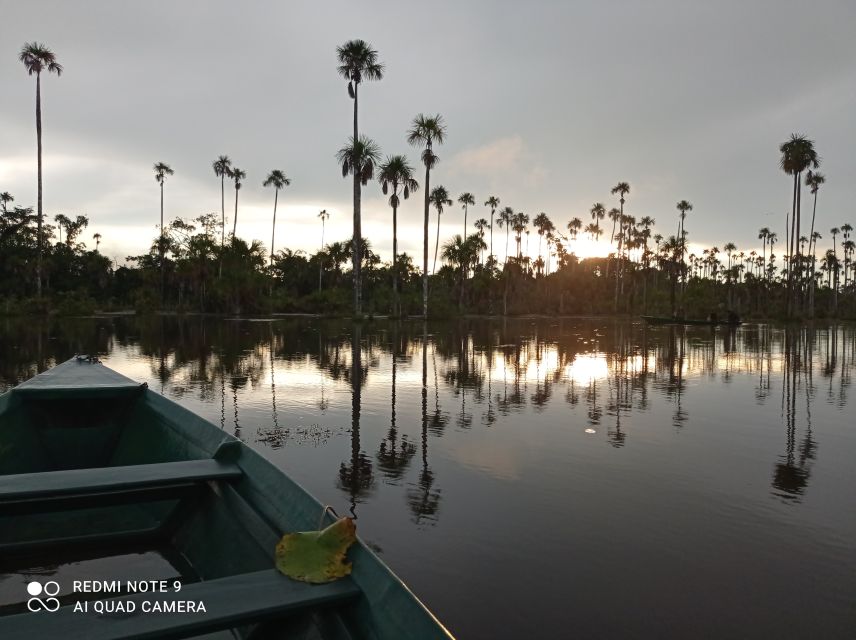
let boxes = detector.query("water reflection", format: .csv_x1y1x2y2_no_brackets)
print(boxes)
2,317,855,511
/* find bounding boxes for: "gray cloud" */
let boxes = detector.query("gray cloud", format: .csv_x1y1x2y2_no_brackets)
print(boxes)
2,0,854,264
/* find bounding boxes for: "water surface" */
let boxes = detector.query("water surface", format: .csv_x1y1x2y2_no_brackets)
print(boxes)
1,316,854,639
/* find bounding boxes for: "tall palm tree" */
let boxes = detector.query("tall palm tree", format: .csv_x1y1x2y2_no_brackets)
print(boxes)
20,42,62,297
533,212,553,274
474,218,489,263
484,196,500,260
758,227,770,278
337,135,382,314
212,156,232,248
676,200,692,288
458,192,475,238
229,167,246,239
153,162,173,303
407,114,447,317
804,172,826,314
93,232,102,252
429,186,452,274
154,162,174,239
263,170,290,265
378,155,419,317
590,203,606,237
611,182,630,310
780,134,820,314
0,192,13,214
338,40,383,316
318,209,329,292
497,206,514,264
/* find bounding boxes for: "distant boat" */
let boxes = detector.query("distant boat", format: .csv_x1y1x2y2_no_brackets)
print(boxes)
641,315,742,326
0,357,453,640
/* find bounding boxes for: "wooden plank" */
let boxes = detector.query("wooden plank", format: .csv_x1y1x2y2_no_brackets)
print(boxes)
0,570,361,640
0,460,242,502
0,483,203,516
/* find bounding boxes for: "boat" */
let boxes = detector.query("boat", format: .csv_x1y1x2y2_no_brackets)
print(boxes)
641,315,742,326
0,356,453,640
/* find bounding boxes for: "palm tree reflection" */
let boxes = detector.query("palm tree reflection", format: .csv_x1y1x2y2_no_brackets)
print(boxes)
377,328,416,481
337,324,374,517
408,323,441,525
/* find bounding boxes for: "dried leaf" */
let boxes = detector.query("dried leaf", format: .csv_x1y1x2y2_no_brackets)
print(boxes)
275,517,356,583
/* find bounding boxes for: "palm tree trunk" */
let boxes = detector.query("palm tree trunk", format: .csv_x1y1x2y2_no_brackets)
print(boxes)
319,218,325,293
270,188,278,265
392,200,399,317
422,165,430,318
352,82,362,316
489,215,494,262
233,188,239,238
35,72,43,298
463,204,467,238
808,189,818,317
219,175,224,279
353,173,362,316
787,173,797,316
433,211,440,275
160,180,165,305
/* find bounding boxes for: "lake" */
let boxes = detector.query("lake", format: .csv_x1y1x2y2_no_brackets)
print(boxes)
1,316,854,639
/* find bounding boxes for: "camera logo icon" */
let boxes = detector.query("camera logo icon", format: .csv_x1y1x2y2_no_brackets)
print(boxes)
26,581,61,612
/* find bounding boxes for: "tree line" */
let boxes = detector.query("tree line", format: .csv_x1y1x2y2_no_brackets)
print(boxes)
3,42,854,319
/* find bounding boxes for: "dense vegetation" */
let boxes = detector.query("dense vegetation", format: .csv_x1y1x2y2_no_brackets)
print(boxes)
4,42,855,319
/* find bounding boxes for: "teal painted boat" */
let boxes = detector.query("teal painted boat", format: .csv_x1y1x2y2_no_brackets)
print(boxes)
0,357,454,640
641,315,742,327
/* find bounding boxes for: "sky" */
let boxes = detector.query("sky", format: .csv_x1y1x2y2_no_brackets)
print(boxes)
2,0,855,267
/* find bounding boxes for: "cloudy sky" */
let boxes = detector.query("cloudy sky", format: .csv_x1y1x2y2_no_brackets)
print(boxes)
2,0,855,266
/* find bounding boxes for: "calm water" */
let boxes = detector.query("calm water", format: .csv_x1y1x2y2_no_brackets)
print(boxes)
2,316,855,639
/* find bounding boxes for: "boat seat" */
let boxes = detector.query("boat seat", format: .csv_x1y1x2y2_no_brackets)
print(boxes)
0,569,361,640
0,460,242,515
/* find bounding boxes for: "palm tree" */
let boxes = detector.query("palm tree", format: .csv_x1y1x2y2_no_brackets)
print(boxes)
484,196,500,260
0,192,13,214
337,135,382,314
497,206,514,264
318,209,329,292
378,155,419,317
93,232,102,252
780,134,820,314
676,200,692,290
20,42,62,297
212,156,232,248
337,40,384,143
474,218,489,263
512,212,529,260
805,171,825,314
458,192,475,238
407,114,447,317
590,203,606,237
54,213,69,245
442,234,485,311
337,40,384,316
611,182,630,310
153,162,173,303
429,186,452,274
758,227,770,278
263,170,290,265
153,162,173,237
533,212,553,274
229,167,246,239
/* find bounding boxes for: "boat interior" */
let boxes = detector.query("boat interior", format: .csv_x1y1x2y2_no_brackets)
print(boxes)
0,368,370,639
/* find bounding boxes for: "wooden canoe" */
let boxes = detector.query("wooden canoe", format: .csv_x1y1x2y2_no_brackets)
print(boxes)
0,357,453,640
